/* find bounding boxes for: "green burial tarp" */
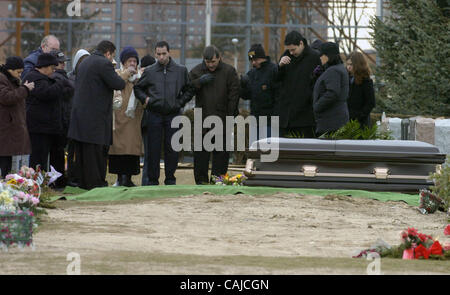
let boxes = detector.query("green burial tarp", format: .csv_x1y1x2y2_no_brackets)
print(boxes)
55,185,420,206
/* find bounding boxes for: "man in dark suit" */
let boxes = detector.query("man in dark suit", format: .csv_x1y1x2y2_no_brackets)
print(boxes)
67,41,132,189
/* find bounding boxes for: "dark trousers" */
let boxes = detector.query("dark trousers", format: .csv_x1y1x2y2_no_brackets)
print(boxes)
0,156,12,178
29,133,66,179
67,140,108,190
194,129,230,185
141,127,149,185
145,111,179,185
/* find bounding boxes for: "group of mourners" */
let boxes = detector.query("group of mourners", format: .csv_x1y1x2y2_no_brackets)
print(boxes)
0,30,375,190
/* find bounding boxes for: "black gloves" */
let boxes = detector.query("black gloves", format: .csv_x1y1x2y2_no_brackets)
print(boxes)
240,74,249,88
198,73,215,85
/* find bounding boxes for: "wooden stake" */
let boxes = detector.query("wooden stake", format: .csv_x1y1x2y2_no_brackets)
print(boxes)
44,0,50,36
264,0,270,54
15,0,21,56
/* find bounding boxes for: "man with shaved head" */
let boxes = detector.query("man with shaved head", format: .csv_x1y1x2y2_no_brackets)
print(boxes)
22,35,60,79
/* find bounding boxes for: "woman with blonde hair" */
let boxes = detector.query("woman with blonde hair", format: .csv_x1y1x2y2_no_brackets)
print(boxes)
346,51,376,127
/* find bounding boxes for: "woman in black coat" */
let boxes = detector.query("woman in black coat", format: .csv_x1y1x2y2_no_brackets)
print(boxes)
312,42,349,137
346,51,376,127
22,53,65,172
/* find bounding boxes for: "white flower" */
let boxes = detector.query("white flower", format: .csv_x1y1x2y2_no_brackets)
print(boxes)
46,165,62,185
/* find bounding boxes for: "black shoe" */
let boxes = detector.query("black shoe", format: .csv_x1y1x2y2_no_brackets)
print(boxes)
118,174,125,186
124,175,136,187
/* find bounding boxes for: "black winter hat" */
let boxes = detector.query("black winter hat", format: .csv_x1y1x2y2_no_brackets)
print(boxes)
311,39,324,51
120,46,139,65
141,54,156,68
35,53,59,68
319,42,340,57
50,50,70,63
248,44,266,60
4,56,24,70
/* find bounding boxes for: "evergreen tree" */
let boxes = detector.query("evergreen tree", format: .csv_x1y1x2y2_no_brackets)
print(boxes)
370,0,450,116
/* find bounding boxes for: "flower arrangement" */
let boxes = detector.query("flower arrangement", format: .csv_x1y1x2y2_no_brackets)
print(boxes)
0,165,61,250
353,226,450,260
418,189,445,214
213,173,247,186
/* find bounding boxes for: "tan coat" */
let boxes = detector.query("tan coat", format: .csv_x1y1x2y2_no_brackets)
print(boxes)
109,74,144,156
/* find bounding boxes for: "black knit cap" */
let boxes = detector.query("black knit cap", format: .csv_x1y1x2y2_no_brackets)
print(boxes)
141,54,156,68
319,42,340,57
4,56,24,70
35,53,59,68
248,44,266,60
120,46,139,65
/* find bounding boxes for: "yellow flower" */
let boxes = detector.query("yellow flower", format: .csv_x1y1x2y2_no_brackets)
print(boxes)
6,179,17,185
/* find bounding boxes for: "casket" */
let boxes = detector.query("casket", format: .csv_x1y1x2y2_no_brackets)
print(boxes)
244,138,446,192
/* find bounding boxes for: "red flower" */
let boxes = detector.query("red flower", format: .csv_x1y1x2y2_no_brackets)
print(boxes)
444,225,450,236
429,241,443,256
414,244,430,259
418,233,428,242
401,231,408,239
407,227,418,237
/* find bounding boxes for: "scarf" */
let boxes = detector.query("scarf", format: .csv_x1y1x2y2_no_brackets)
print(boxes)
112,66,141,131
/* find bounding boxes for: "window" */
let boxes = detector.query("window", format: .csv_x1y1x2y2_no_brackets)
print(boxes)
101,8,112,13
128,8,134,14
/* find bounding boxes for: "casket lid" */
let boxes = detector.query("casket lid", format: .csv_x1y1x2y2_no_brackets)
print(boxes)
249,138,444,158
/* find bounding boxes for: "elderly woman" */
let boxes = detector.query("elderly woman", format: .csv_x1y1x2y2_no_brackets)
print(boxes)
108,46,144,187
312,42,349,137
0,57,35,177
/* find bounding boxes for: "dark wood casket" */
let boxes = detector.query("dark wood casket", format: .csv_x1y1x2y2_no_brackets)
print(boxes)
243,138,446,192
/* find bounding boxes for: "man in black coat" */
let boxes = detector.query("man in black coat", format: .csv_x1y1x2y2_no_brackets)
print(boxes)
134,41,194,186
240,44,278,139
67,41,131,190
189,45,240,184
277,31,321,138
50,50,75,188
138,54,156,186
23,53,65,172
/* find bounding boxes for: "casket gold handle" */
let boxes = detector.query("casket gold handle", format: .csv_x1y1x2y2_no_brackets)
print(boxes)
302,165,318,177
244,159,255,177
373,167,390,179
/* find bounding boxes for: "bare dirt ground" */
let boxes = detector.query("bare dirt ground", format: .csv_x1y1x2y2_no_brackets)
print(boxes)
0,169,449,275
